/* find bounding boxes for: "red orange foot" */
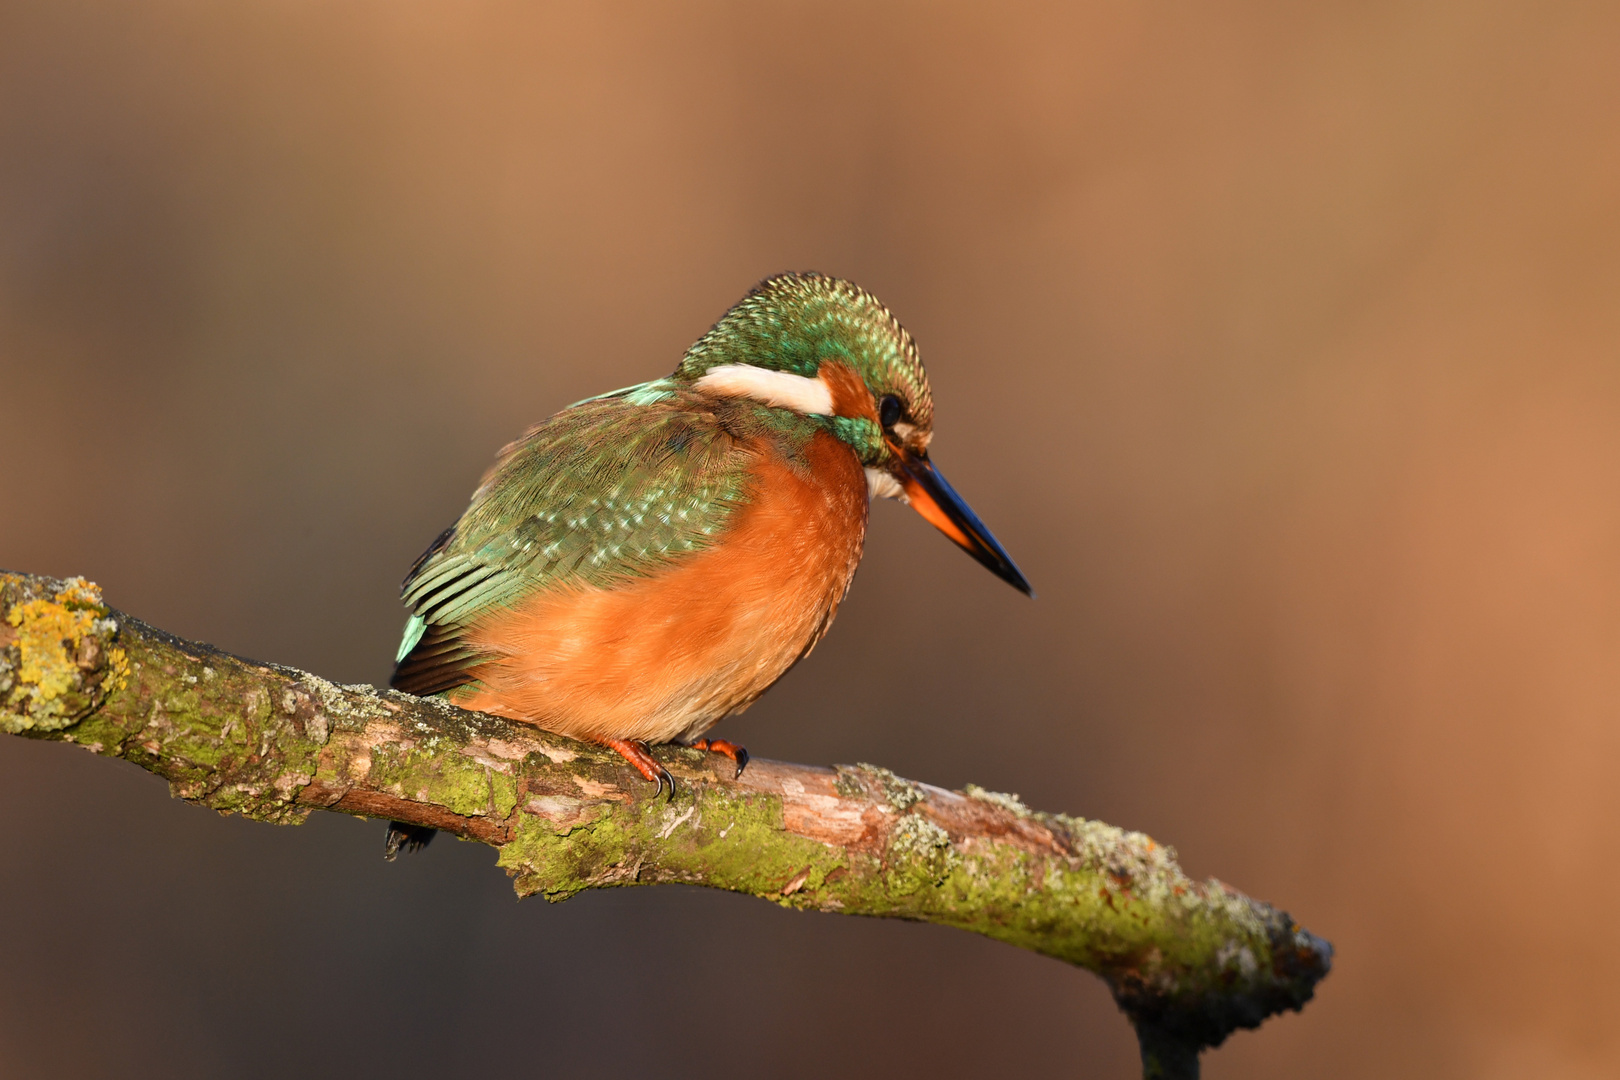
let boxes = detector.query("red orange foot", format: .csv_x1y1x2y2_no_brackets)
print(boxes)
605,738,674,799
691,738,750,780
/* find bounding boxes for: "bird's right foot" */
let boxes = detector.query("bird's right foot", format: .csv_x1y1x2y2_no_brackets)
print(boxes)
605,739,675,799
690,737,750,779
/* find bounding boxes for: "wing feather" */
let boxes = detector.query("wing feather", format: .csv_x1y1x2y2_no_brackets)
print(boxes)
388,389,752,697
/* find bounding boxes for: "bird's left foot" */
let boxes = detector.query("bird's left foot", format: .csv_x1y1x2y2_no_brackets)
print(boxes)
384,821,437,861
605,738,675,799
691,738,750,779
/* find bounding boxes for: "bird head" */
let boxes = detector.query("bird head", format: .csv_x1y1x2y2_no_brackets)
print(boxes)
677,272,1032,596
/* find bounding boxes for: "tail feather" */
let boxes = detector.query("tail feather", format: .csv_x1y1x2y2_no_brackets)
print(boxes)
390,618,480,696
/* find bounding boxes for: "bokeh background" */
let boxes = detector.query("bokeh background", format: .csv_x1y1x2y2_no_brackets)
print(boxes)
3,2,1618,1076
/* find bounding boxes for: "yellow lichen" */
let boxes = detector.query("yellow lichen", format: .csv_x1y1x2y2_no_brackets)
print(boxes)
57,576,105,607
7,597,99,702
107,644,130,692
1,576,123,732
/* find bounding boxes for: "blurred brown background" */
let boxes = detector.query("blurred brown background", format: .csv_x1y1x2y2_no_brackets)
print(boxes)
3,1,1618,1077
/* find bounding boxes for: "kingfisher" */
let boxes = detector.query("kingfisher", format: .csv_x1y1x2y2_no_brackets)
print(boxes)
384,273,1029,852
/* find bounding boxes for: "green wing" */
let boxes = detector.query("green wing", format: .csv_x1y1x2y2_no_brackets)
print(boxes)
390,385,752,696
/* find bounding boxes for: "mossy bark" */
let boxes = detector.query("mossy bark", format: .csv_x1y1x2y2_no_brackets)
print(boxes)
0,572,1331,1078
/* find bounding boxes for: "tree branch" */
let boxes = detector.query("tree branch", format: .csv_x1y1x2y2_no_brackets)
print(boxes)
0,571,1330,1078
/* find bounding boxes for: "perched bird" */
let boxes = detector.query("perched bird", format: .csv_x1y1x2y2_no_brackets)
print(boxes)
384,273,1029,855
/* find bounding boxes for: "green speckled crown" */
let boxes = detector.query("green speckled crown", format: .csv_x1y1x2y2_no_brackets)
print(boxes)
675,272,934,431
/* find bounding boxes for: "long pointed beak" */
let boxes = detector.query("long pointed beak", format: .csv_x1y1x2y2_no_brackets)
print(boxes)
893,447,1034,597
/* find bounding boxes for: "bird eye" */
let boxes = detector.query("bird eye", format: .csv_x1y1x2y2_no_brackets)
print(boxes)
879,394,903,429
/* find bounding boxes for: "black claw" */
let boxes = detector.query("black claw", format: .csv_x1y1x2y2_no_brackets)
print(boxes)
733,747,750,780
649,765,674,800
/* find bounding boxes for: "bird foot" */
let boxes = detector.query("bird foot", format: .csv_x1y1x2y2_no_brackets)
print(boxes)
690,737,750,779
605,739,675,799
383,821,437,861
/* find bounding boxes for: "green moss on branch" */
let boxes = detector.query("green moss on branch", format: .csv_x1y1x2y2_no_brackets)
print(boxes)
0,572,1331,1079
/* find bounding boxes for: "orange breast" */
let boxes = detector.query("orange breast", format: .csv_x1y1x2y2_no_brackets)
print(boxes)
450,429,868,745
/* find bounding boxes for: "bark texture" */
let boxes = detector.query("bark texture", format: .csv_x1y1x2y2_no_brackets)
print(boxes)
0,571,1331,1078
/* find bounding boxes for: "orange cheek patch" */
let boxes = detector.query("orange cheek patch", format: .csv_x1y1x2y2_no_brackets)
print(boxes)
818,361,879,421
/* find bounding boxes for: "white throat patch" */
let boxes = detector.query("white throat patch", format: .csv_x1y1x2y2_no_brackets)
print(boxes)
692,363,834,415
865,468,906,501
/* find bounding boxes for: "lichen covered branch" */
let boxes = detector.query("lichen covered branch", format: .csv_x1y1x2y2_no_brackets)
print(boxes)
0,572,1330,1078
